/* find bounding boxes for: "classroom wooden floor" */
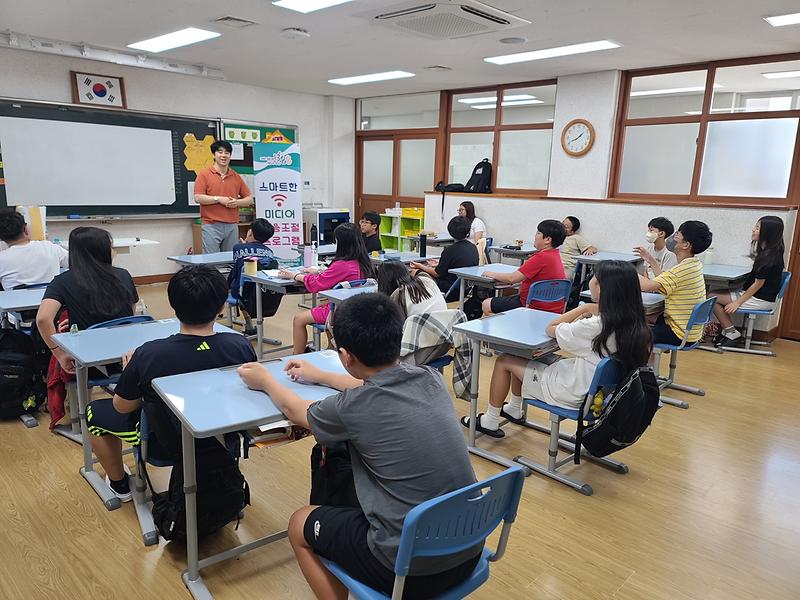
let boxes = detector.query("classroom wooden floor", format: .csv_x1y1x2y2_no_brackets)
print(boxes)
1,282,799,600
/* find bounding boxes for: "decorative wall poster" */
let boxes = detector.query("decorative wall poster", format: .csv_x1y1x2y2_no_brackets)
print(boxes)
71,71,127,108
253,140,302,258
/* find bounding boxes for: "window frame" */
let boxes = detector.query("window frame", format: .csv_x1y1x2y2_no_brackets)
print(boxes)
609,52,800,209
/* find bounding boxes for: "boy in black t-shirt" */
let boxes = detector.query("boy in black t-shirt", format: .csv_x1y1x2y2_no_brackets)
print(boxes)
359,212,382,254
86,265,256,502
411,216,478,297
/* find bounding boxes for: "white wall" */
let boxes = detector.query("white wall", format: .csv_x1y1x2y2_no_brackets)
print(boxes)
0,48,355,276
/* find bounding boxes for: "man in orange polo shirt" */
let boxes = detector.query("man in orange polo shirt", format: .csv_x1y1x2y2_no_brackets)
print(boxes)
194,140,255,253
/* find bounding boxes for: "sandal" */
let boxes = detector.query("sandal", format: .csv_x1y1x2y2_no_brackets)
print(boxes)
460,414,505,439
500,405,526,425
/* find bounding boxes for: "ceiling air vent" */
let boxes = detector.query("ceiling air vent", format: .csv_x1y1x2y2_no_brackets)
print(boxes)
362,1,530,40
212,15,258,28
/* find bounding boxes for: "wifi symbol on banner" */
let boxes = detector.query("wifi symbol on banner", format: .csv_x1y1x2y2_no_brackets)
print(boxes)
272,193,287,207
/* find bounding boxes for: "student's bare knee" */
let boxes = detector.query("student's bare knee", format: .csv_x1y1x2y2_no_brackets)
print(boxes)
288,505,317,548
482,298,493,315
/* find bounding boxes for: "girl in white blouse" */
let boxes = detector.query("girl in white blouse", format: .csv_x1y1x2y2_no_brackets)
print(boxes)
458,201,487,244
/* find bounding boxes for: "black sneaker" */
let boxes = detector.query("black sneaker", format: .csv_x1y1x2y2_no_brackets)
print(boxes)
243,326,258,337
105,472,132,502
716,335,743,348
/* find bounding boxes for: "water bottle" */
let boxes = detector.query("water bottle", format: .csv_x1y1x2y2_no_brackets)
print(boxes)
310,224,319,244
303,243,313,267
418,234,427,258
311,242,319,268
703,246,715,265
70,324,79,335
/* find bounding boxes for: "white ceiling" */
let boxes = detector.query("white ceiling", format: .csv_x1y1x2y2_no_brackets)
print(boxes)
4,0,800,99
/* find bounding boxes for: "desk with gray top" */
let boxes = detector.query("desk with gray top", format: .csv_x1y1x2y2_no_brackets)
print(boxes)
0,288,47,428
51,319,237,512
448,263,520,310
703,263,750,287
318,285,377,303
370,252,426,265
580,290,665,315
243,271,303,358
409,234,454,248
152,350,344,600
489,243,537,265
453,308,558,471
168,251,234,267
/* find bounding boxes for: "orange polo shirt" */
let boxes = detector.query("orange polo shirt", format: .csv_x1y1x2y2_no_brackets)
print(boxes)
194,166,251,224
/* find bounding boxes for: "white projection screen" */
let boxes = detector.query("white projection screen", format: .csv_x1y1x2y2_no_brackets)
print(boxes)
0,116,176,206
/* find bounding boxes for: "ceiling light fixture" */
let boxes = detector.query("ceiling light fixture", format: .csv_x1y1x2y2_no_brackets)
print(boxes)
485,40,621,65
764,12,800,27
328,70,415,85
630,84,721,97
127,27,220,53
459,94,536,104
471,99,544,109
273,0,354,13
762,70,800,79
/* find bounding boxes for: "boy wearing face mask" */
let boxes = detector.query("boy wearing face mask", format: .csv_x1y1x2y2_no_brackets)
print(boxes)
633,217,678,279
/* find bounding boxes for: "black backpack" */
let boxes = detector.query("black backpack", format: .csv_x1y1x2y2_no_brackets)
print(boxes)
464,159,492,194
148,439,250,541
434,181,466,213
239,258,283,319
309,442,359,508
0,328,46,419
575,367,660,461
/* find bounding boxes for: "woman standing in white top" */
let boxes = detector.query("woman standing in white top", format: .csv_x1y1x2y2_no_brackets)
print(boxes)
377,262,446,319
462,260,652,438
457,201,486,244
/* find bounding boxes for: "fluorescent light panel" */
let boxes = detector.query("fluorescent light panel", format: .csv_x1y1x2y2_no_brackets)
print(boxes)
472,99,544,109
630,84,721,97
328,70,415,85
273,0,354,13
459,94,536,104
128,27,220,53
485,40,621,65
764,12,800,27
762,70,800,79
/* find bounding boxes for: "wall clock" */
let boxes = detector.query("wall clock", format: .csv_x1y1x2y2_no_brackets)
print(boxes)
561,118,595,157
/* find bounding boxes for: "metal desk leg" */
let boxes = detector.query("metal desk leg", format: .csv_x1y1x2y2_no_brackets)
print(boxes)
466,339,530,473
54,384,83,443
77,364,121,510
181,427,211,599
311,292,321,350
458,278,465,312
256,282,263,359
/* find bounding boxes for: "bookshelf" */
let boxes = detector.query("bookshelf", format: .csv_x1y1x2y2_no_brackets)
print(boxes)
379,208,424,252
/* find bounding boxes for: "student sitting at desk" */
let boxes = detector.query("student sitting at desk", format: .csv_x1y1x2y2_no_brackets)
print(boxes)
376,261,446,318
458,200,487,244
237,293,481,600
37,227,139,375
633,217,678,279
281,222,375,355
228,218,279,333
359,212,383,254
84,265,257,501
638,221,712,346
709,216,785,347
560,215,597,279
463,260,651,437
410,216,478,297
0,208,68,290
482,219,567,316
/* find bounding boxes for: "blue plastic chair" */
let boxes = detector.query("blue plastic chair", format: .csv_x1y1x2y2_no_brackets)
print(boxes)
444,277,461,303
86,315,154,387
721,271,791,357
320,466,526,600
483,236,494,264
525,279,571,313
653,297,717,409
513,357,627,495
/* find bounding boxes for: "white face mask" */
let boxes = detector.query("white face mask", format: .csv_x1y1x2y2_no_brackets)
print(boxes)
645,231,658,244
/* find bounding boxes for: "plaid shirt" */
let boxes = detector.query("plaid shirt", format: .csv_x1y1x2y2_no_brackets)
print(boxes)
400,309,472,400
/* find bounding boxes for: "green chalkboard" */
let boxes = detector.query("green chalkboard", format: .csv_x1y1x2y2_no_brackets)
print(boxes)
0,98,218,216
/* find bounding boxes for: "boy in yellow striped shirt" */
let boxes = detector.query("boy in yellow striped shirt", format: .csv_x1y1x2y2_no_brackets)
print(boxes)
639,221,712,345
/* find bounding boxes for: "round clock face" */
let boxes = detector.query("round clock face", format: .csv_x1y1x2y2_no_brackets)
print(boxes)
562,119,595,156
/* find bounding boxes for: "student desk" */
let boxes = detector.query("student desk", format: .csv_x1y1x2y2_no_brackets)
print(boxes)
152,350,345,600
291,243,337,258
167,251,234,267
409,234,455,248
243,271,303,358
51,319,236,511
448,263,519,311
453,308,558,471
579,290,665,316
703,263,750,290
0,288,47,428
371,252,426,265
489,243,537,265
574,251,643,289
112,238,159,254
318,285,377,303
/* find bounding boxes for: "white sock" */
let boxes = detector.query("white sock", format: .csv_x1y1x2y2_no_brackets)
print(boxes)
723,326,741,340
483,404,502,430
504,394,523,419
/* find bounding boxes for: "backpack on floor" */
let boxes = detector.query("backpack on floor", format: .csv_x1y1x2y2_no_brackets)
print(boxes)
464,159,492,194
148,439,250,541
0,328,46,419
309,442,360,508
575,367,660,462
239,258,283,319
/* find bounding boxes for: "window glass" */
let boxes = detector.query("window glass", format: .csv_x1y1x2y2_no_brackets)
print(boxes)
618,123,700,194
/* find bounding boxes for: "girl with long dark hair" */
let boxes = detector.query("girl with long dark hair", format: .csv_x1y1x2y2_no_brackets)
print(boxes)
280,222,375,354
457,200,487,244
36,227,139,373
711,216,785,346
463,260,652,438
377,262,445,318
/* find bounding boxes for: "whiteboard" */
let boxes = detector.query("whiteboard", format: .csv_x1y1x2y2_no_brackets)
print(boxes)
0,117,176,206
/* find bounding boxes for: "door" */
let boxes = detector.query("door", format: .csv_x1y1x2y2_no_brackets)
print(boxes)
779,212,800,339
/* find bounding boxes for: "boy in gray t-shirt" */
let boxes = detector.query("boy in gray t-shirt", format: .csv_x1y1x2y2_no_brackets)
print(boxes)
238,294,480,599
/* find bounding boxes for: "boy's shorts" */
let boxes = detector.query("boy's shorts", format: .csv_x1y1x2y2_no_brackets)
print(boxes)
651,315,684,346
304,505,481,599
489,294,522,314
86,398,140,446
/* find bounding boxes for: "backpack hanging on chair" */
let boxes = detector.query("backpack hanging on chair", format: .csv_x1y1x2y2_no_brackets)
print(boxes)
464,159,492,193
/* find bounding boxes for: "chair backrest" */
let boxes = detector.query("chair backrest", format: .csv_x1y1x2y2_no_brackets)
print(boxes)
775,271,792,303
445,277,461,302
674,296,717,348
12,282,50,290
581,357,624,417
484,236,493,264
477,238,488,266
393,466,526,577
336,279,371,289
526,279,571,310
87,314,155,330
